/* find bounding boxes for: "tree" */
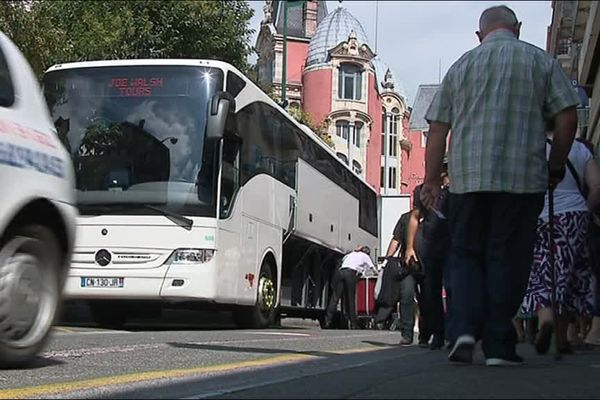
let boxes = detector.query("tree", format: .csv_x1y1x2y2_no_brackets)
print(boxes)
261,86,333,148
287,107,334,148
0,1,255,77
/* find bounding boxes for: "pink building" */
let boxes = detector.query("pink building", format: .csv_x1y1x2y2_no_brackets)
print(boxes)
405,84,441,204
256,1,424,199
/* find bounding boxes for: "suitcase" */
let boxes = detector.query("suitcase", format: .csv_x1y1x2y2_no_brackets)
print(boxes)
355,276,377,329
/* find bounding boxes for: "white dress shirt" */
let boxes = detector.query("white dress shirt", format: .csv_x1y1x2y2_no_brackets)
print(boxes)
340,251,375,275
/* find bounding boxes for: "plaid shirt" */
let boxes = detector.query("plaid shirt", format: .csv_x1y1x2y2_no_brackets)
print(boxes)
425,30,580,194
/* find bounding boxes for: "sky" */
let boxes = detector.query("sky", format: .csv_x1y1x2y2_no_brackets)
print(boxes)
247,0,553,106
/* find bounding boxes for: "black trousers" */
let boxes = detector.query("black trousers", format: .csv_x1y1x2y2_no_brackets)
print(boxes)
326,268,358,326
375,274,416,340
446,192,544,359
416,238,448,342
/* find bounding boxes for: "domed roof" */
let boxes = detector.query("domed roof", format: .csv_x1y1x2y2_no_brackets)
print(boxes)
372,57,407,100
306,6,370,66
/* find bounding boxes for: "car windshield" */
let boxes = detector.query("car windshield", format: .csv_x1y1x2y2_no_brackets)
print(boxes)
43,65,224,217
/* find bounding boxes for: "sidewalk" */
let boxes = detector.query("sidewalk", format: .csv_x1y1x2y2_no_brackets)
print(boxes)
210,341,600,399
355,343,600,399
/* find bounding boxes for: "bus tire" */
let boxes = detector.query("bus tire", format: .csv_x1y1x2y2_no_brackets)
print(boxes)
233,261,277,329
0,224,62,368
89,301,128,329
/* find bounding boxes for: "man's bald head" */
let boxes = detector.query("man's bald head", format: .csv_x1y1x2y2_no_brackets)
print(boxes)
477,5,521,42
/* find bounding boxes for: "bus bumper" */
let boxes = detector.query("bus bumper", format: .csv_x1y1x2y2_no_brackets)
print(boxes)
63,260,219,302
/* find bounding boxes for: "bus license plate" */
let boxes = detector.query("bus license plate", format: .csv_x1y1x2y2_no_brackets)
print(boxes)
81,277,124,288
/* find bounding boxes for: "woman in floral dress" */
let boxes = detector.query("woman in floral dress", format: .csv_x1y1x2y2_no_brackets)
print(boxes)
520,127,600,355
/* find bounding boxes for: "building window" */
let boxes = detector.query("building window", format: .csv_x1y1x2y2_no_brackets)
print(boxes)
337,120,362,148
352,122,363,148
352,160,362,175
381,108,387,155
391,107,400,134
388,167,397,189
557,38,571,56
336,120,350,140
388,107,400,157
380,166,384,188
338,64,362,100
388,129,398,157
336,152,348,165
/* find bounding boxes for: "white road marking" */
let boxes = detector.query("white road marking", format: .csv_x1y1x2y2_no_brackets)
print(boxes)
41,343,164,358
53,329,133,336
243,331,311,337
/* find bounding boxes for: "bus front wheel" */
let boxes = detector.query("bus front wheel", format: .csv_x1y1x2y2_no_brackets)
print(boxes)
233,261,277,329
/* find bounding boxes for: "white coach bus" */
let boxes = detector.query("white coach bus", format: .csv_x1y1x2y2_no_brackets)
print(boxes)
42,60,378,328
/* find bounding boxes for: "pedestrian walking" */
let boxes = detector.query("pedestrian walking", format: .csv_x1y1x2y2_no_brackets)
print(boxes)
374,211,418,345
324,246,376,329
374,211,410,329
406,161,451,350
421,5,580,366
520,121,600,355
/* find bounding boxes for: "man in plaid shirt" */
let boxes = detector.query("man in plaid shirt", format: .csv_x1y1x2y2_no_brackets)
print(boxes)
421,5,580,366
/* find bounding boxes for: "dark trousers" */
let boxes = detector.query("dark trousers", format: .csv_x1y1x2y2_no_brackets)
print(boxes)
446,192,544,359
416,244,447,342
375,274,416,340
326,268,358,326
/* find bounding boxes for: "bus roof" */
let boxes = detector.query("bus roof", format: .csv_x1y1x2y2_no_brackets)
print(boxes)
44,59,234,73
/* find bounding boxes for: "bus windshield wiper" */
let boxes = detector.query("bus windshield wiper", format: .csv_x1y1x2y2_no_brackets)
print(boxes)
77,202,194,230
143,205,194,231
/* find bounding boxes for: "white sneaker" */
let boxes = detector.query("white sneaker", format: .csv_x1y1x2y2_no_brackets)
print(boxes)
448,334,475,364
485,355,524,367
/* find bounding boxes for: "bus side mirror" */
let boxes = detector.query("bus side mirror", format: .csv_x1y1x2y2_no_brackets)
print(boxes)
206,91,236,140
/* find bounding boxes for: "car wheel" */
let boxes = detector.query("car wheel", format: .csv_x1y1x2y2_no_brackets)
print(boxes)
0,224,61,368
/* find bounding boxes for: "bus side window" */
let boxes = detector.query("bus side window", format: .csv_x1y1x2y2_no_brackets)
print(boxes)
220,135,241,219
225,71,246,98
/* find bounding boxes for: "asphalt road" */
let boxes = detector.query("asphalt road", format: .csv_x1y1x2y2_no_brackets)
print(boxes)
1,304,600,399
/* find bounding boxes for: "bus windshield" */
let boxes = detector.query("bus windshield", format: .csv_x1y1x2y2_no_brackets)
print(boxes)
43,65,224,218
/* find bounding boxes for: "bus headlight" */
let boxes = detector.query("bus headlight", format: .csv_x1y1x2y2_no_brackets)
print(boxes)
168,249,215,264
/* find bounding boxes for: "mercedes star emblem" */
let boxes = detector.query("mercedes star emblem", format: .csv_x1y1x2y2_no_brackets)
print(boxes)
95,249,112,266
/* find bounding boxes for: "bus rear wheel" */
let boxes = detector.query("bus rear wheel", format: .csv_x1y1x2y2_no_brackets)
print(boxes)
233,261,277,329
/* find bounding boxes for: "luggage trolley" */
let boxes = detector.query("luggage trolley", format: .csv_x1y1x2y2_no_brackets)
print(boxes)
355,271,378,329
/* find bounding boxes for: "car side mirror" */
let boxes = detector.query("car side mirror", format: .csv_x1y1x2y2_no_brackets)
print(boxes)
206,91,236,140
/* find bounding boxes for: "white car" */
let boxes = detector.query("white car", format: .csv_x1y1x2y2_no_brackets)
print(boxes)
0,33,76,367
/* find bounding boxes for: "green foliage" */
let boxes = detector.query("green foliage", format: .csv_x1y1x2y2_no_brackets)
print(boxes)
262,88,333,148
287,106,334,148
0,0,255,77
